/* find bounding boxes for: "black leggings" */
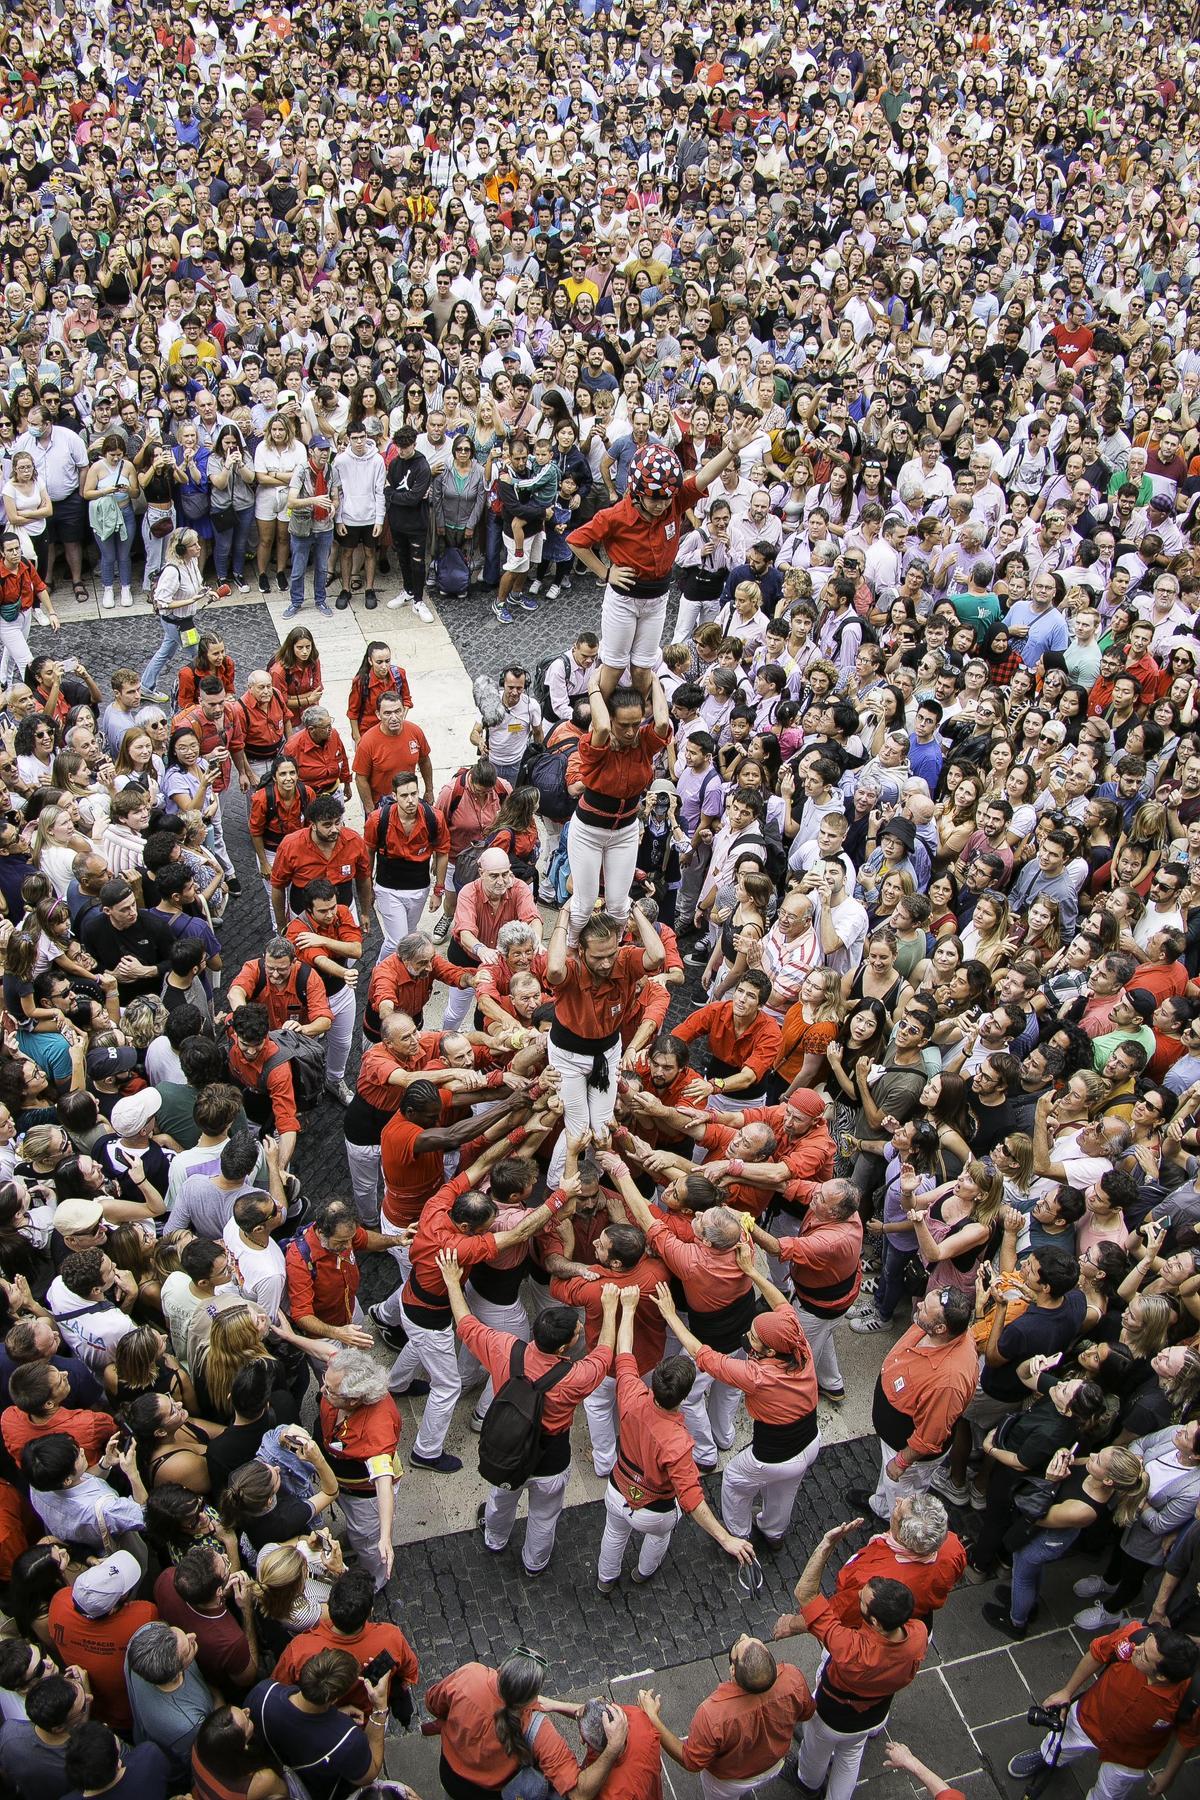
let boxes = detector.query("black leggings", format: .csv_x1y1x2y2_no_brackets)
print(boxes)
392,530,426,602
1103,1540,1157,1610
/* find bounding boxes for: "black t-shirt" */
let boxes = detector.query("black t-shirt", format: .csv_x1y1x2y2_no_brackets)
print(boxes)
80,908,176,999
982,1290,1088,1401
240,1490,315,1555
997,1387,1079,1472
204,1414,274,1498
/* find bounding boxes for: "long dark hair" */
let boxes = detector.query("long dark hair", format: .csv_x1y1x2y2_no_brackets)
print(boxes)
494,1653,544,1767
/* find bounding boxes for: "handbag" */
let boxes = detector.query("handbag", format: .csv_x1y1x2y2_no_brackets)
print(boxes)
1002,1475,1058,1551
150,513,175,538
898,1252,928,1296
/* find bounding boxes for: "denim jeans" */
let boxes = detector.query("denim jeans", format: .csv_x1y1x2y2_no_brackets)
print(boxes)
141,619,185,692
96,508,136,587
1010,1527,1079,1626
289,529,332,607
212,507,255,581
875,1237,917,1322
483,507,505,584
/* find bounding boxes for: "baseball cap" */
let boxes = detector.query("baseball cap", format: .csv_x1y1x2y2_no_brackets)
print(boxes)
73,1552,142,1619
110,1087,162,1135
1148,493,1173,511
309,433,331,450
87,1045,137,1081
53,1197,106,1235
1124,988,1156,1022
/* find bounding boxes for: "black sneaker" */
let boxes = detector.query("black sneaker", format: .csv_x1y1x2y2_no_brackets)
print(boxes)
410,1450,463,1473
367,1303,408,1352
225,874,241,896
364,588,378,609
276,571,288,591
335,589,351,610
258,573,270,593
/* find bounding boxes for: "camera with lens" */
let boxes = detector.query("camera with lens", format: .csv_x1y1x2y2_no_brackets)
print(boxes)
1026,1704,1065,1731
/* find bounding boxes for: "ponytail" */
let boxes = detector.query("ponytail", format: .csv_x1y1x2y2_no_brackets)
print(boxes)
493,1653,544,1768
1106,1448,1151,1529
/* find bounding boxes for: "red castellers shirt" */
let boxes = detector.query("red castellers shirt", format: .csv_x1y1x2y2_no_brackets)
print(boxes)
1076,1623,1200,1768
285,1222,370,1327
567,477,701,579
830,1528,967,1627
177,658,236,710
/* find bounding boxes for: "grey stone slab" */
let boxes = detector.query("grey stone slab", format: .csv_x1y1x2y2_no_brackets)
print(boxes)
888,1671,980,1777
939,1646,1032,1729
974,1716,1086,1800
1007,1629,1084,1706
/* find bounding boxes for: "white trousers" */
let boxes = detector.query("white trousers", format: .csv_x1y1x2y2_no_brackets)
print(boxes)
1039,1706,1143,1800
583,1375,620,1478
721,1434,821,1539
546,1039,620,1177
325,982,356,1083
337,1489,388,1592
387,1305,460,1459
698,1762,784,1800
597,1481,680,1582
797,1713,871,1800
869,1440,941,1521
681,1355,745,1465
674,593,722,643
566,813,640,939
0,610,33,677
484,1470,570,1573
457,1291,530,1413
600,582,668,671
794,1305,845,1393
345,1140,382,1228
441,975,476,1031
376,883,430,959
372,1213,413,1324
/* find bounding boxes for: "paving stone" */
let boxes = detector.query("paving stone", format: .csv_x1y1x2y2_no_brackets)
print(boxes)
889,1671,980,1778
939,1646,1032,1729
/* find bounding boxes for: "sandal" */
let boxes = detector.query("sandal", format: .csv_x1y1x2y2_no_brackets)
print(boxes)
72,582,88,602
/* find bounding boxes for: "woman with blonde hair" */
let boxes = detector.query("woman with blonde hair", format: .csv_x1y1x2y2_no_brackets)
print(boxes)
252,1534,344,1648
141,527,206,699
906,1158,1005,1294
983,1445,1150,1640
773,967,843,1098
196,1304,297,1423
254,413,305,592
30,802,92,899
960,890,1012,970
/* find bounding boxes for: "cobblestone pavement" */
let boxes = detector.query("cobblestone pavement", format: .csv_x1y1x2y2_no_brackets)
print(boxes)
82,607,1190,1800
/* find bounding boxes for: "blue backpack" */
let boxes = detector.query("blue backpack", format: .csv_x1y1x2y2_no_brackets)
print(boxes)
543,837,571,905
433,544,470,596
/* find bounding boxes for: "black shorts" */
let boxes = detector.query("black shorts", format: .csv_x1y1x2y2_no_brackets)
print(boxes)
47,494,87,544
339,522,377,548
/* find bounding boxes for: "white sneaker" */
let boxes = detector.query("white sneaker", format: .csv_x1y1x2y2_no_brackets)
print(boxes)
1073,1575,1117,1601
119,588,133,608
413,598,434,623
387,590,411,610
545,582,562,599
101,587,114,609
527,577,543,594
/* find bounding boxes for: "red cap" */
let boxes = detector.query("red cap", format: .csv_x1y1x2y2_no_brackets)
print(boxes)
786,1089,826,1120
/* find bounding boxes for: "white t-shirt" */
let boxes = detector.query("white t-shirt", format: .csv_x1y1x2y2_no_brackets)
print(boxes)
223,1221,287,1322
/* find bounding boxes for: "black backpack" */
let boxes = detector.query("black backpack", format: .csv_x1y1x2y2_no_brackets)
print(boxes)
257,1031,328,1115
533,652,570,721
453,826,538,892
477,1340,570,1490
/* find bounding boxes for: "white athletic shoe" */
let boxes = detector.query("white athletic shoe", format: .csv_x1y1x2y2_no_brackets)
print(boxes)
387,590,411,610
413,599,434,623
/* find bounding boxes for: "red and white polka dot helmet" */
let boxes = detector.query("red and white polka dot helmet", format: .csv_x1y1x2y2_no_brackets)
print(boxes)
627,443,682,503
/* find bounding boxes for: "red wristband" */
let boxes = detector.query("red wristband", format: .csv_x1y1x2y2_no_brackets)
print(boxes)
507,1126,527,1147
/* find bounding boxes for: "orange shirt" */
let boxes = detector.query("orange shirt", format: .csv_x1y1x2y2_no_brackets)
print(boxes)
230,956,332,1027
285,905,362,995
365,949,470,1034
875,1325,981,1460
48,1589,158,1732
452,877,539,951
681,1666,815,1779
425,1662,579,1793
646,1212,752,1315
831,1530,967,1627
582,1706,663,1800
456,1314,612,1435
550,1256,670,1374
778,1214,863,1316
612,1349,703,1513
1,1402,114,1466
248,779,310,849
739,1107,836,1183
551,943,650,1041
353,720,431,803
274,1619,417,1716
568,479,701,581
694,1307,818,1425
380,1114,450,1226
674,1001,783,1080
802,1594,928,1712
1078,1623,1200,1768
227,1035,302,1135
284,724,351,793
270,825,369,906
239,686,288,754
569,720,671,830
